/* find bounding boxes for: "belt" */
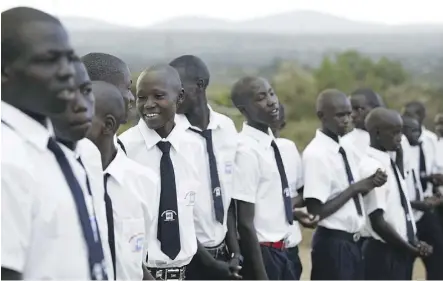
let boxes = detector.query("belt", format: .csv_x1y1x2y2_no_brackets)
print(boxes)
206,241,228,259
148,266,186,281
260,240,285,250
316,226,361,243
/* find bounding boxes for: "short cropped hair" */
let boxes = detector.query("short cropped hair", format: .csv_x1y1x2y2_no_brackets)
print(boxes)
81,52,128,86
169,55,210,89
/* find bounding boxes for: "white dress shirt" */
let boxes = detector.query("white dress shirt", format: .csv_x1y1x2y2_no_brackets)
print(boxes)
176,106,238,247
436,137,443,193
119,119,204,268
303,129,365,233
275,138,304,248
1,101,113,279
359,147,417,243
403,144,425,221
104,148,160,280
342,128,370,163
232,123,292,243
418,128,440,196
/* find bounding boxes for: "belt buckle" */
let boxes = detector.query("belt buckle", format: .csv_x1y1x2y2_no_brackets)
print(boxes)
165,268,181,281
353,233,361,242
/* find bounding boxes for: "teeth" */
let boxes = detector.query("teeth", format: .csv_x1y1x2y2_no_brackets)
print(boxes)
145,113,159,118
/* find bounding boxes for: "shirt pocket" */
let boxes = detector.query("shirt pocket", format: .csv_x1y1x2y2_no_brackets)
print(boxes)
122,218,146,262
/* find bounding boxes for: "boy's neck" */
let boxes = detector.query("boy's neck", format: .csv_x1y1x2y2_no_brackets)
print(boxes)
247,120,269,134
185,101,210,130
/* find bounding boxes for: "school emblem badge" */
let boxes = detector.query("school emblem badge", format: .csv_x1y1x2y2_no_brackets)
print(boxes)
283,187,290,197
161,210,177,222
214,187,222,197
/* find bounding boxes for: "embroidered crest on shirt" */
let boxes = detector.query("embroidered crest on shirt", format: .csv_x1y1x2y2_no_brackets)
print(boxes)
185,191,196,206
128,233,145,252
162,210,177,222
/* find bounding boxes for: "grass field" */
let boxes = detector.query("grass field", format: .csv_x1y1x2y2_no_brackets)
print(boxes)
298,229,426,280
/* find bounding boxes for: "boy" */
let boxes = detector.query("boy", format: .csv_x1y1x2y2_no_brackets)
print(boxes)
2,7,110,280
342,88,384,156
81,52,135,153
230,76,305,280
303,89,386,280
170,55,241,280
402,115,443,279
119,65,205,280
87,81,158,280
360,108,433,279
270,103,319,280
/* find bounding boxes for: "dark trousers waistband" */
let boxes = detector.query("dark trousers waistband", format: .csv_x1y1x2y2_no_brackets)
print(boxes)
205,240,228,259
316,226,362,243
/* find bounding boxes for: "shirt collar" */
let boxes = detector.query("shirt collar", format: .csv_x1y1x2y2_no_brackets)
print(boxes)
241,122,274,148
137,118,183,152
1,101,53,151
104,148,127,187
367,146,391,165
176,104,222,132
315,129,341,152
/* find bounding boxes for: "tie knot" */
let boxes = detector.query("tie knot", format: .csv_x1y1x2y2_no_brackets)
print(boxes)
47,137,63,155
271,140,278,149
338,146,346,155
201,129,212,139
157,141,171,154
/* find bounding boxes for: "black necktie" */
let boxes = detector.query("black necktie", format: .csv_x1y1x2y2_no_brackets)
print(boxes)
395,145,405,178
156,141,181,260
47,138,108,280
390,159,416,244
411,170,422,201
271,140,293,225
338,147,363,216
104,173,116,280
418,142,428,191
117,138,127,155
189,128,224,224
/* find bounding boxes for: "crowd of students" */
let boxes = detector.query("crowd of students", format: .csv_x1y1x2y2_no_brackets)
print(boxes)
2,6,443,281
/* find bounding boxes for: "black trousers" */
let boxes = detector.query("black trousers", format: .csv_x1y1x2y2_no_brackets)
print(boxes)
185,244,229,280
310,227,364,280
416,211,443,280
240,244,297,280
286,246,303,280
363,238,414,280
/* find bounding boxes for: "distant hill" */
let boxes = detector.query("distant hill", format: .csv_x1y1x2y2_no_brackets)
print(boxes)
61,17,128,31
62,10,443,34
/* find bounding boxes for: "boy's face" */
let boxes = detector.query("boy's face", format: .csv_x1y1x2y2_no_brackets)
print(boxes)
376,116,403,151
136,74,182,130
114,65,134,124
52,62,94,142
243,78,280,127
3,22,76,117
350,94,372,130
320,95,352,137
402,118,421,146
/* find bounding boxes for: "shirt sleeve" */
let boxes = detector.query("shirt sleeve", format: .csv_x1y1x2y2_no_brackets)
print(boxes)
231,145,260,203
1,163,33,272
358,158,388,215
302,151,332,203
293,145,304,190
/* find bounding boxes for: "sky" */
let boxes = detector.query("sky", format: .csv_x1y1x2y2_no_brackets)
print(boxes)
1,0,443,27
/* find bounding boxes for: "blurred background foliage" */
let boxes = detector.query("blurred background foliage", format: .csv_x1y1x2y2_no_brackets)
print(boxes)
119,49,443,150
